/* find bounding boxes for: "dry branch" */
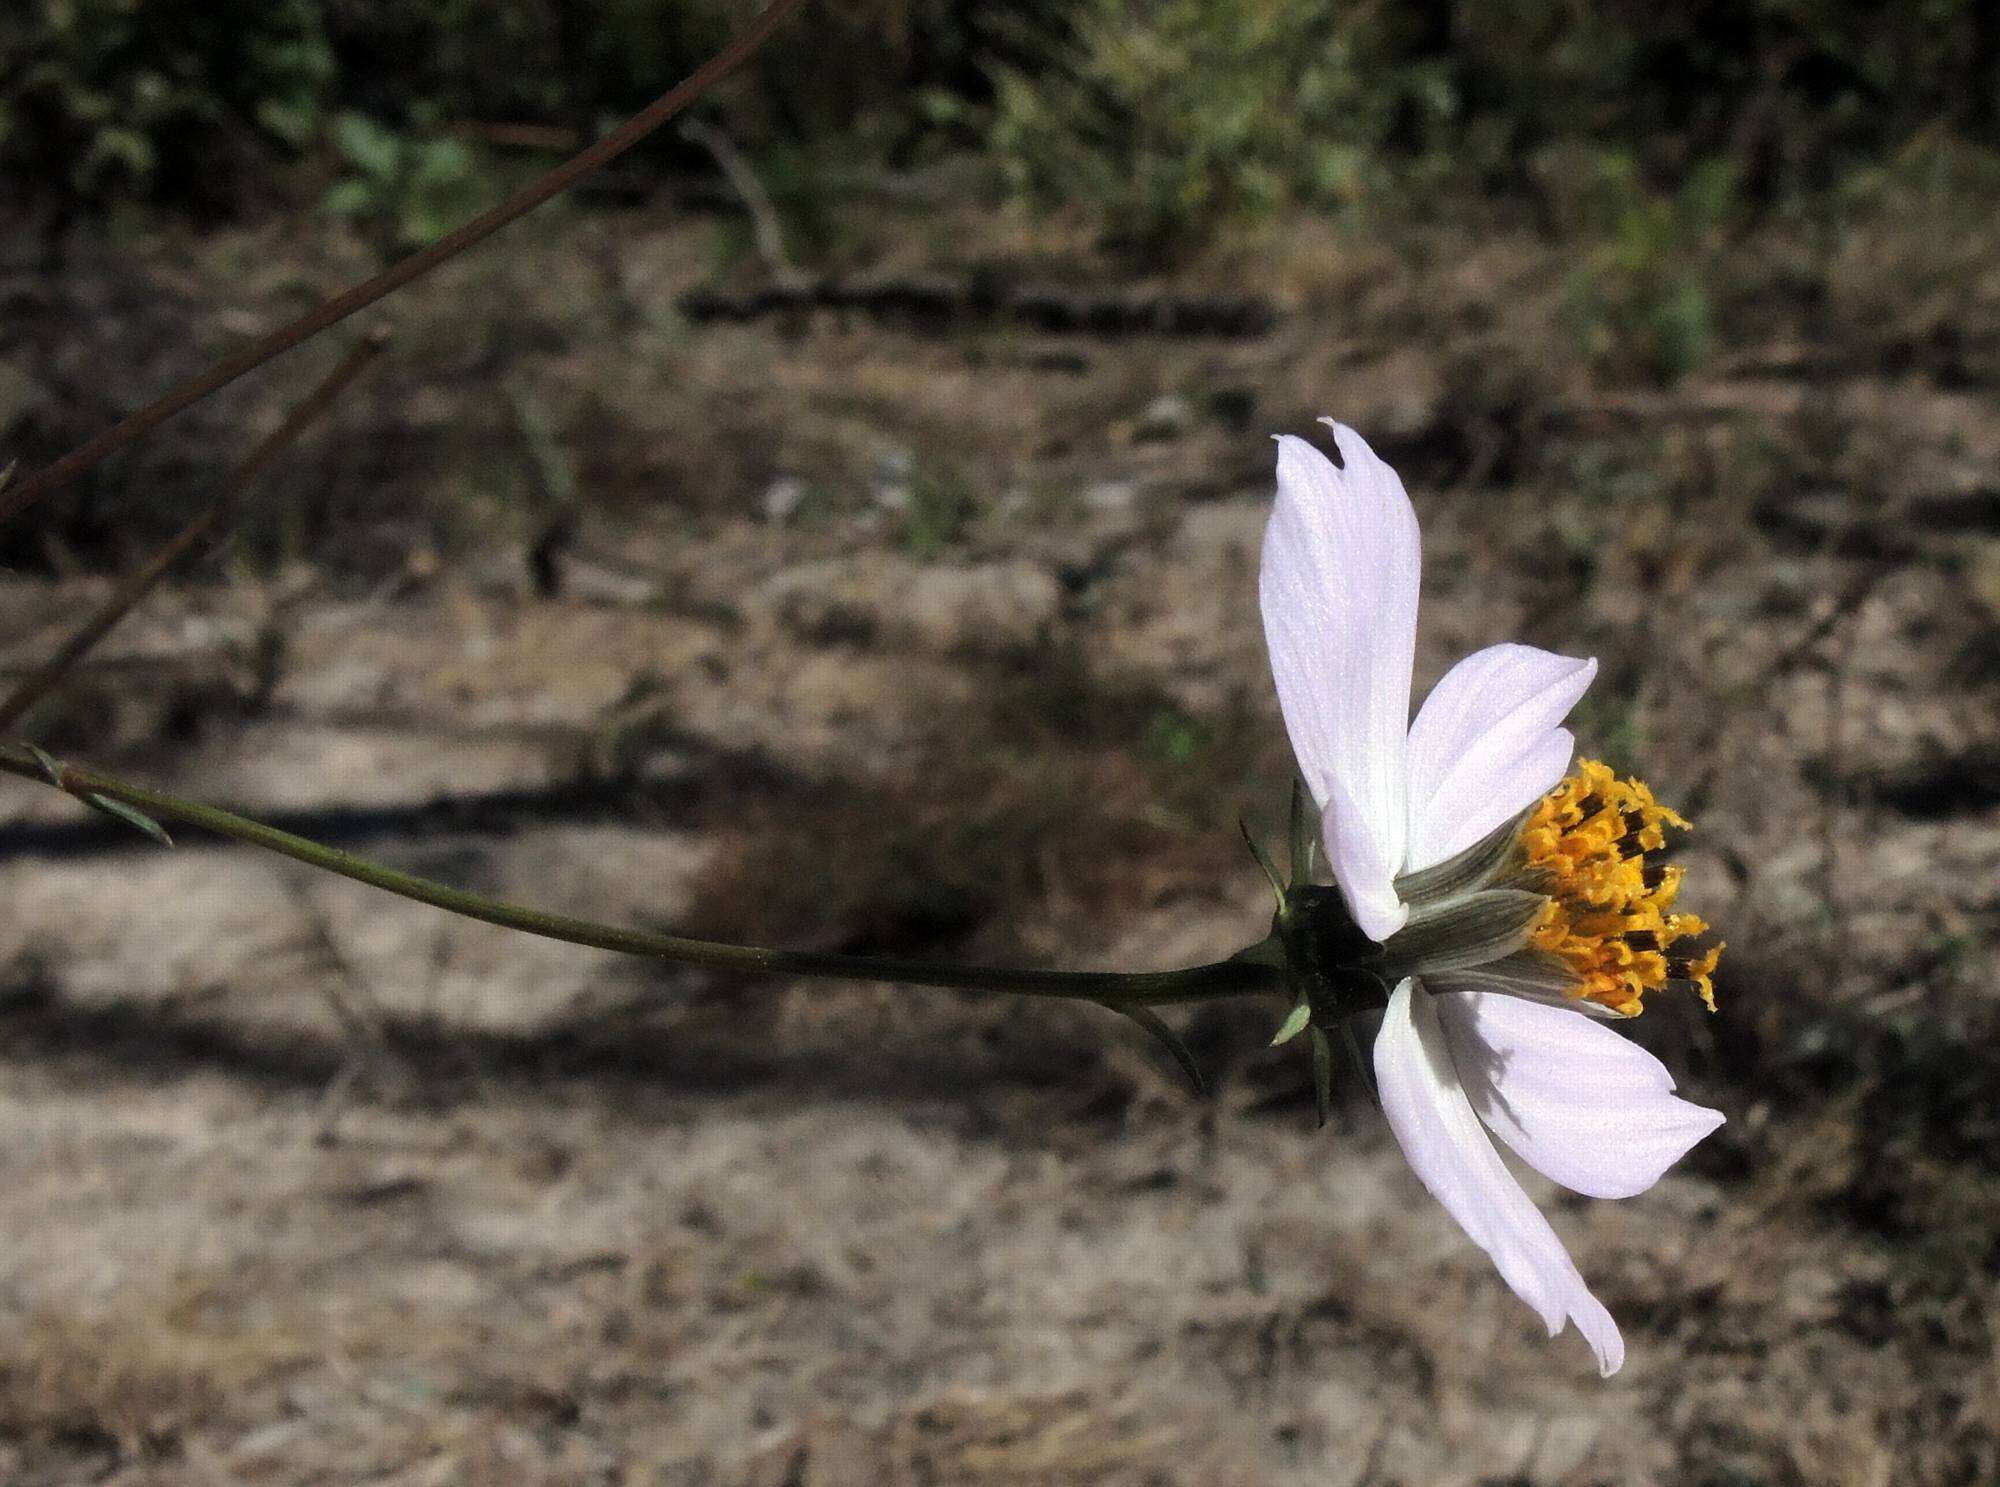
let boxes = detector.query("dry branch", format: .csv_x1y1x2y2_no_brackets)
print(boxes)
0,0,808,528
0,331,388,734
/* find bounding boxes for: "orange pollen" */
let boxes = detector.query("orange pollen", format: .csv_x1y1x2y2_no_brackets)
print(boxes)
1520,759,1721,1017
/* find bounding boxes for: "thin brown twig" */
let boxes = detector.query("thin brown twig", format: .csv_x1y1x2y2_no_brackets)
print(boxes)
0,0,808,529
679,117,805,288
0,330,388,734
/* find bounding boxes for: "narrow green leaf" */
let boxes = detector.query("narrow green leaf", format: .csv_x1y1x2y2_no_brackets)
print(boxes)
1106,1002,1206,1098
27,743,62,785
1270,999,1312,1046
84,792,174,848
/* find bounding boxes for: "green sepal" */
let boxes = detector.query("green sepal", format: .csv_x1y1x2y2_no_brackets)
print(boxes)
84,792,174,848
1340,1020,1377,1103
1288,776,1317,887
1104,1002,1206,1097
1238,816,1286,913
1270,998,1312,1047
1308,1024,1334,1128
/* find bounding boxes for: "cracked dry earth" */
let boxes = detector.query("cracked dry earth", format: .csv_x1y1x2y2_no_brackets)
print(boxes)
3,218,2000,1485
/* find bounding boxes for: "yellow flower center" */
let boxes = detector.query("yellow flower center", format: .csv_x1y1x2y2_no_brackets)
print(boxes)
1520,759,1721,1017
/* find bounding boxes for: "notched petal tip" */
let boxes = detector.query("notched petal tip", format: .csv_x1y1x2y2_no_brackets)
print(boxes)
1261,421,1421,924
1580,1293,1626,1377
1271,430,1339,493
1313,417,1368,469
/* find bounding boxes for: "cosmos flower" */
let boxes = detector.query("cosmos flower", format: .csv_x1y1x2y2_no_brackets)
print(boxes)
1259,420,1725,1376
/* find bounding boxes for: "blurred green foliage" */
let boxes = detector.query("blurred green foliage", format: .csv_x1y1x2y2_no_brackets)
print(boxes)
1554,149,1742,384
5,0,2000,258
320,110,487,251
0,0,333,211
0,0,979,214
988,0,1434,258
897,460,980,557
986,0,2000,257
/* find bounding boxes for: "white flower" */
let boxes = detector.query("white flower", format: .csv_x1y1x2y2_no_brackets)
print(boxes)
1259,419,1725,1376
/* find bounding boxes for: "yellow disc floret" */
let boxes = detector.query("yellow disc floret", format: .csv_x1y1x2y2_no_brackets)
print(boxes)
1520,759,1721,1017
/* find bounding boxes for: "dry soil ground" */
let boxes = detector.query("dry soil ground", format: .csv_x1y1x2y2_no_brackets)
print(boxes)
1,190,1998,1484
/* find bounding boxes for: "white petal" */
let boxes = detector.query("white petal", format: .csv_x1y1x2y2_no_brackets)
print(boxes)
1325,772,1410,940
1259,422,1421,937
1436,991,1726,1201
1374,978,1625,1376
1404,643,1597,872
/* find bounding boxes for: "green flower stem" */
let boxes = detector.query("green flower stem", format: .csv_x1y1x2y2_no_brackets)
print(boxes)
0,743,1281,1007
